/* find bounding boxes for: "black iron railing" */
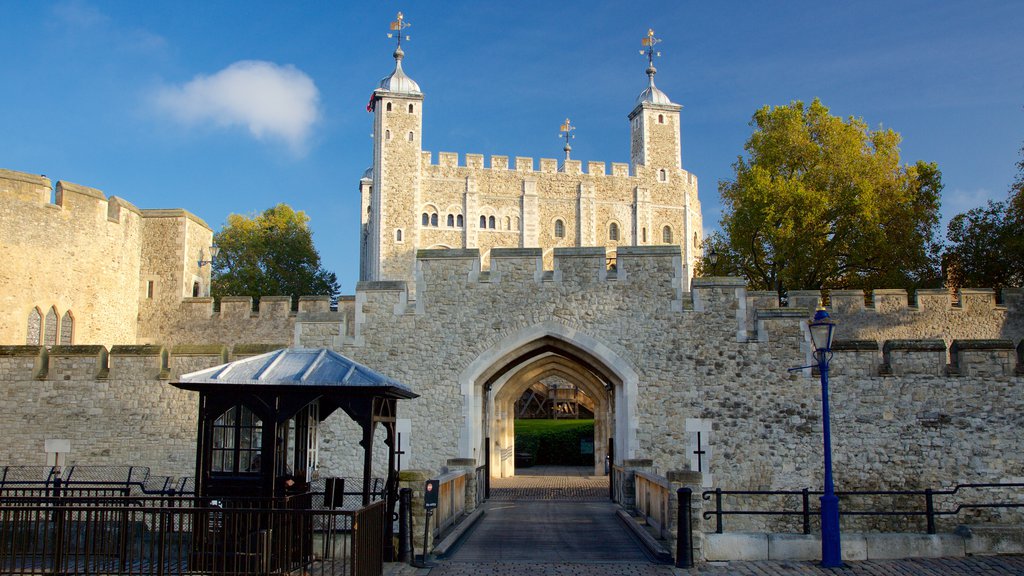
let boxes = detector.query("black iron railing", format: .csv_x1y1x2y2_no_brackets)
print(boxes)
0,494,385,575
474,466,487,509
702,482,1024,535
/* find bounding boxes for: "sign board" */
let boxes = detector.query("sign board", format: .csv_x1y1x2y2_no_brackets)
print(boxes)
424,479,439,509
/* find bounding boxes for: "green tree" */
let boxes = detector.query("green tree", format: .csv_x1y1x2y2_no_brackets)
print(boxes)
943,145,1024,293
704,99,943,294
211,204,340,307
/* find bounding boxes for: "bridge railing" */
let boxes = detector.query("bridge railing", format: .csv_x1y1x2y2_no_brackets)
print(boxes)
634,471,671,539
432,470,468,537
702,482,1024,535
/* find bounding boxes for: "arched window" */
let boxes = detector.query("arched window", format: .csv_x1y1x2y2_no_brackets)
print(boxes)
447,214,455,227
385,130,391,140
60,311,73,345
26,308,41,345
43,307,57,346
192,282,201,297
505,217,511,230
659,169,667,182
480,215,487,229
211,404,263,474
422,213,430,226
554,219,565,238
408,103,414,113
609,222,620,241
386,102,392,112
488,216,496,229
430,213,438,227
514,217,520,230
694,232,699,249
408,132,414,142
457,214,464,227
658,114,664,124
663,226,673,244
396,229,403,241
642,228,647,243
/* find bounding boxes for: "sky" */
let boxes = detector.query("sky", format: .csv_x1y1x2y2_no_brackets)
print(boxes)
2,1,1021,294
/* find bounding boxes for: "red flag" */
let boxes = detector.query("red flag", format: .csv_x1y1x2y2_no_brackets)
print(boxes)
366,94,376,113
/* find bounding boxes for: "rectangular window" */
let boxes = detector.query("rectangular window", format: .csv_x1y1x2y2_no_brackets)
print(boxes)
147,281,154,299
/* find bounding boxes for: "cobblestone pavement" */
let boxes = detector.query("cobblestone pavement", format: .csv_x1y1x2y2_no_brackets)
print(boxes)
490,466,608,501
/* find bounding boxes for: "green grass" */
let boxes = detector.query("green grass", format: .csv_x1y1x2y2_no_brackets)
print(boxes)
514,419,595,466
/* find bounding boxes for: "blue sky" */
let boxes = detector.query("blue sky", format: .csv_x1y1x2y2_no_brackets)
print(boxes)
2,1,1021,293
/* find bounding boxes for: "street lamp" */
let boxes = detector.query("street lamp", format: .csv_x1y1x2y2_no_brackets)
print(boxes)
809,307,842,567
198,245,219,268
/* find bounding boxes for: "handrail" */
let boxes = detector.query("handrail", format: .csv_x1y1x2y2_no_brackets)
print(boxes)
702,482,1024,535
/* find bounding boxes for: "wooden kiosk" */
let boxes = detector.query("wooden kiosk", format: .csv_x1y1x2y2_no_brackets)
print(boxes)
173,348,417,572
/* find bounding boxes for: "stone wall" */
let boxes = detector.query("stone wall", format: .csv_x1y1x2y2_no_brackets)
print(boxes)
0,169,143,348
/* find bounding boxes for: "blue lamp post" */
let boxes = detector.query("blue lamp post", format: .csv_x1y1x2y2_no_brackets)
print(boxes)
809,307,842,567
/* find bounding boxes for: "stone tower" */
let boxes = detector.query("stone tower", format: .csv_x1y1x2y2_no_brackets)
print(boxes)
361,14,424,283
629,30,683,172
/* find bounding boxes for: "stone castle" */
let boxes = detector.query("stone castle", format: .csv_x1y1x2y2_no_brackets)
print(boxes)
2,24,1024,550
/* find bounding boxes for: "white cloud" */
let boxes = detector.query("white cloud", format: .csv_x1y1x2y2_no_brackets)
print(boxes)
154,61,321,153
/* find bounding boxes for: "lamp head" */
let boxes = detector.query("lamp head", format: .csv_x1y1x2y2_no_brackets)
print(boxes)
708,248,719,267
809,307,836,352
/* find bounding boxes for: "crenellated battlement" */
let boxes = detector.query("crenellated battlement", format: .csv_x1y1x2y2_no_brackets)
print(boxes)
0,168,144,226
417,151,697,183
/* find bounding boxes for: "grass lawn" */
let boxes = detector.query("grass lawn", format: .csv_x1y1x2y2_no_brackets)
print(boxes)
515,419,594,466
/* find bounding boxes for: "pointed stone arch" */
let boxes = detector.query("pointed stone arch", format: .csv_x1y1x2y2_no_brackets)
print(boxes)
458,320,639,473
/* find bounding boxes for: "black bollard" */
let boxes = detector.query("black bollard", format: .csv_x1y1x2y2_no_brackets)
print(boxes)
397,488,412,562
676,487,694,568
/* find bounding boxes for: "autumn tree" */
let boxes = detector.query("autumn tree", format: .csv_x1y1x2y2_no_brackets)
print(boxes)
211,204,340,307
943,145,1024,293
702,99,943,294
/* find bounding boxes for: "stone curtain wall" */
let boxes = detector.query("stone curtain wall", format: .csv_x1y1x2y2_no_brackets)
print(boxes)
312,248,1024,526
0,346,210,478
0,169,144,348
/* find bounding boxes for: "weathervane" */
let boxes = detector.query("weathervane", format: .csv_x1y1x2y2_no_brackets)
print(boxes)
559,118,575,162
640,28,662,77
387,11,411,50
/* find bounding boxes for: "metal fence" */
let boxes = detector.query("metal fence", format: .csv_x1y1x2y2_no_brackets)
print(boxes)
702,482,1024,535
0,467,390,575
0,494,386,575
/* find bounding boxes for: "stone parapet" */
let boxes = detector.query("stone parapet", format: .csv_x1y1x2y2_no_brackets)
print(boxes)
882,340,947,376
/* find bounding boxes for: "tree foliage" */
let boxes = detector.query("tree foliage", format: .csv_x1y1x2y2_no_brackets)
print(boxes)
211,204,340,307
701,99,943,293
943,145,1024,292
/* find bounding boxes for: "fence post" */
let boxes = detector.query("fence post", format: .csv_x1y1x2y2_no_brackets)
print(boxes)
397,488,412,562
714,488,723,534
925,489,936,534
676,487,694,568
802,488,811,535
52,476,66,574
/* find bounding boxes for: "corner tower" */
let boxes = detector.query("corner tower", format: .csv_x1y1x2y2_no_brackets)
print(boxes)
629,29,682,172
361,12,424,283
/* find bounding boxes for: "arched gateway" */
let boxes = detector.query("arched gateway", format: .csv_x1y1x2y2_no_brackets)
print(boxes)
458,321,639,477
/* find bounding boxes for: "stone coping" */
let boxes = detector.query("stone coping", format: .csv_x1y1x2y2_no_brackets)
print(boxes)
693,277,748,288
883,340,946,353
220,296,253,303
0,168,49,186
617,245,679,256
950,339,1015,351
832,340,880,351
756,308,810,319
139,208,211,230
109,345,165,356
416,248,479,259
357,280,407,292
59,180,105,200
553,247,608,257
50,345,108,356
299,295,332,302
491,248,542,258
0,345,45,357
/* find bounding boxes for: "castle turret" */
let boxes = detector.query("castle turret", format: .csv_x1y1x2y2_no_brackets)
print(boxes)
362,12,424,283
629,29,683,172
